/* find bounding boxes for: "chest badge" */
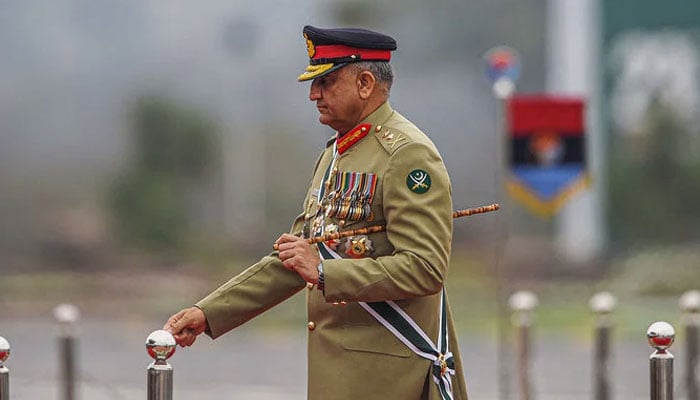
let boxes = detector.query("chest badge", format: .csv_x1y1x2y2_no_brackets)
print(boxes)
407,169,431,194
342,235,374,258
323,224,340,250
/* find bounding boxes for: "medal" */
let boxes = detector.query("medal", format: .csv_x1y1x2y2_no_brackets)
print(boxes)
342,235,374,258
323,224,340,250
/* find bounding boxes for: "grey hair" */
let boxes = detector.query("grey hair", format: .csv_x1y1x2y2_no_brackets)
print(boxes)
349,61,394,94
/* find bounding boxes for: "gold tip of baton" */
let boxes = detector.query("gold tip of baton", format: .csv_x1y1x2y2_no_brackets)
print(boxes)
452,203,500,218
273,203,500,250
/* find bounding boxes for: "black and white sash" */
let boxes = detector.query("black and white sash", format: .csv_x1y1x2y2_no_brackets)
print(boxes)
317,242,455,400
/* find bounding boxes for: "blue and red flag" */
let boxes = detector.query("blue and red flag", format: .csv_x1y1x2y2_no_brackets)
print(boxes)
506,95,589,216
484,46,521,85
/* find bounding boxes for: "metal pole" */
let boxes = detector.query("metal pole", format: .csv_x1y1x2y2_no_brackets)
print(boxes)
680,290,700,400
484,46,520,400
0,336,10,400
495,91,512,400
509,291,538,400
647,321,676,400
146,330,176,400
590,292,617,400
54,303,81,400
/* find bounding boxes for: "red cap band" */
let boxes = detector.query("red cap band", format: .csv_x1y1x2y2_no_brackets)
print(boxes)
312,44,391,61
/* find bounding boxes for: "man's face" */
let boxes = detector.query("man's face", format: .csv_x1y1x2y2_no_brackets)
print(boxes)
309,67,364,134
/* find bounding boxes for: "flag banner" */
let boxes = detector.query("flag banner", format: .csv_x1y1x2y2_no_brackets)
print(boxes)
506,95,590,216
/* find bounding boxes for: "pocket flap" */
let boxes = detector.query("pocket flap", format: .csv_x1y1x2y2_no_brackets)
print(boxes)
341,323,411,358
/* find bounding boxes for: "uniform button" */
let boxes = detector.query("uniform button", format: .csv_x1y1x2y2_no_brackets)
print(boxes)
361,126,367,132
339,220,346,227
306,282,314,290
375,125,382,132
307,321,316,331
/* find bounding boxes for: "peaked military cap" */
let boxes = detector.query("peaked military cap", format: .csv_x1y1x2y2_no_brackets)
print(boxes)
298,25,397,82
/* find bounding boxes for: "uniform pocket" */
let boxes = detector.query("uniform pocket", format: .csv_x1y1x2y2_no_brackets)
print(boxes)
341,323,411,358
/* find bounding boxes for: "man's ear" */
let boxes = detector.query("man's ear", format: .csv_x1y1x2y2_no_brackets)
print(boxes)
357,71,376,100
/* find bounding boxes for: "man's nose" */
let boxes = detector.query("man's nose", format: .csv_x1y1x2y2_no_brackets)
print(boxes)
309,81,321,101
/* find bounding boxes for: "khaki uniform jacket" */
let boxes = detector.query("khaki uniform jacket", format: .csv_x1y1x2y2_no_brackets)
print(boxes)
197,102,468,400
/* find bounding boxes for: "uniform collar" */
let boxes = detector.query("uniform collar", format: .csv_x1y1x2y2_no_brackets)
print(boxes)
335,102,394,154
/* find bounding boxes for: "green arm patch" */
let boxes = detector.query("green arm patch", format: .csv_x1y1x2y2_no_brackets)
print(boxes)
406,169,431,194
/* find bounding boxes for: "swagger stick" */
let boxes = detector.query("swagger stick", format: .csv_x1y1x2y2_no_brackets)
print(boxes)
273,203,499,250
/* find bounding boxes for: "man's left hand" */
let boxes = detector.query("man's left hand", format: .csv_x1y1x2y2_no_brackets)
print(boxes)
275,233,321,284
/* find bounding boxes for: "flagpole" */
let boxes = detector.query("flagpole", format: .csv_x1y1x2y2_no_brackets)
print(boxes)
485,47,520,400
495,91,512,400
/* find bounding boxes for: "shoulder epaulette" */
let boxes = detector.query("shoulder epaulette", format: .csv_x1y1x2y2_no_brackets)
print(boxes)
373,124,413,154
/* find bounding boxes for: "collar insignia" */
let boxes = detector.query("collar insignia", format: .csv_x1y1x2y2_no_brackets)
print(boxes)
337,124,371,154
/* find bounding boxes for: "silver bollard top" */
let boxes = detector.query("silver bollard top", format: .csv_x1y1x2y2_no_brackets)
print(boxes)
508,290,539,312
0,336,10,364
679,290,700,313
53,303,81,324
589,292,617,314
146,330,176,362
647,321,675,351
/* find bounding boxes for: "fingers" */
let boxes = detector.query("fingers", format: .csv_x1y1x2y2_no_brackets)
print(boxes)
173,328,197,347
276,235,308,255
163,307,206,348
276,234,322,279
277,237,301,264
282,257,298,271
278,244,308,272
274,234,298,250
163,309,187,334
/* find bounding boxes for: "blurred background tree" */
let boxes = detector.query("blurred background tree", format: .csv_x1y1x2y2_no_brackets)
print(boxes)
107,96,220,254
608,100,700,248
604,0,700,254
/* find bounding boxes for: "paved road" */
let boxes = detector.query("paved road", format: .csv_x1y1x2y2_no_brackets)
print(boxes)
0,317,668,399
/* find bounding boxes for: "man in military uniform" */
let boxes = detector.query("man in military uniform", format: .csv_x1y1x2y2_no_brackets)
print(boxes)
164,25,469,400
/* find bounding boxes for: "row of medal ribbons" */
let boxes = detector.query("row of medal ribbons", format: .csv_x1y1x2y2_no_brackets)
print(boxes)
324,171,377,221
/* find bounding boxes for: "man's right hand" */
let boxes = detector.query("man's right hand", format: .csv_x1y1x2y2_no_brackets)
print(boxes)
163,306,207,347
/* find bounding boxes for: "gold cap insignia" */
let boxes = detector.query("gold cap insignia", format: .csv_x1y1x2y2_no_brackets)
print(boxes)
304,33,315,58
